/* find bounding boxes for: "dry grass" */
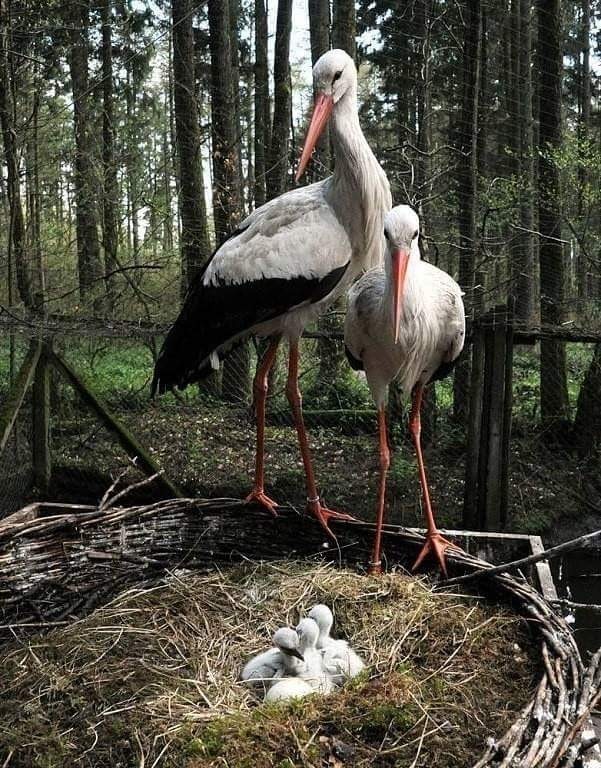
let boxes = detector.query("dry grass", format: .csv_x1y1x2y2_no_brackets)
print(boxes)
0,561,540,767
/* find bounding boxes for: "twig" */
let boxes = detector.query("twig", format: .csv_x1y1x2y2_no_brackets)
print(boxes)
101,471,164,510
443,529,601,586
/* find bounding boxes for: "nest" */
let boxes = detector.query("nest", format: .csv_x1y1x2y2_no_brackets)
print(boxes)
0,491,600,767
1,562,539,767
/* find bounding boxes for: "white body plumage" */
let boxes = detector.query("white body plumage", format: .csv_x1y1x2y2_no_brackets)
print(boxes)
308,604,365,683
345,207,465,407
241,627,304,690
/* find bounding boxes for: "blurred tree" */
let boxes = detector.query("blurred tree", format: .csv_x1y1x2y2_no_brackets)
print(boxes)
66,0,105,311
101,0,119,311
172,0,210,291
537,0,570,431
332,0,356,62
0,0,33,309
453,0,482,425
266,0,292,200
208,0,248,402
253,0,269,208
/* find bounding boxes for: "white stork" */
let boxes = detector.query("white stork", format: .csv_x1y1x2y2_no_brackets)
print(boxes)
152,49,391,534
344,206,465,576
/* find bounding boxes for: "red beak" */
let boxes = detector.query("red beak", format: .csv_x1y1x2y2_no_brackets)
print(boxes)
392,249,410,343
295,92,334,181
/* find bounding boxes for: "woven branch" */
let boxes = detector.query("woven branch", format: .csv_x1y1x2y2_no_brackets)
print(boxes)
0,497,598,768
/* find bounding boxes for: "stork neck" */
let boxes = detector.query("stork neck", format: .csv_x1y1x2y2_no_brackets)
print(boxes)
328,87,391,270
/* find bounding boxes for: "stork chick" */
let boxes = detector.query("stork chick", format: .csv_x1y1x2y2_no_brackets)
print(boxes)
344,206,465,576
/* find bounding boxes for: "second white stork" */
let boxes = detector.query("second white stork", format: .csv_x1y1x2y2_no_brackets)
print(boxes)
344,206,465,576
152,50,391,534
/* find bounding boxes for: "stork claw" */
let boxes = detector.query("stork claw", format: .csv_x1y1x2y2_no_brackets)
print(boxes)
307,499,356,539
244,487,279,518
411,531,458,578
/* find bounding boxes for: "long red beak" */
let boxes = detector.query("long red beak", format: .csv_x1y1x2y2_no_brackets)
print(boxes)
392,249,410,343
295,92,334,181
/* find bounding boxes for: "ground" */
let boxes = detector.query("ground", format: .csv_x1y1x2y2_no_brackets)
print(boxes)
0,562,540,768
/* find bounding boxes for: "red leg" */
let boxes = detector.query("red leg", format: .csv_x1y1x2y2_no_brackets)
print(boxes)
286,342,356,536
368,406,390,575
409,384,457,577
245,338,280,515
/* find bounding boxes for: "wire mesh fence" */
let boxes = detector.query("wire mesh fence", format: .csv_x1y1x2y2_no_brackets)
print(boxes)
2,306,600,542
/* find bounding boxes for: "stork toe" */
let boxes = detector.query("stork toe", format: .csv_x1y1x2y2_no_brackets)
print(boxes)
244,488,279,517
307,499,357,538
411,531,458,578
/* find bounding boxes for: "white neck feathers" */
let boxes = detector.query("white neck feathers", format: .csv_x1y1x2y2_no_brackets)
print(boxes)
328,88,391,272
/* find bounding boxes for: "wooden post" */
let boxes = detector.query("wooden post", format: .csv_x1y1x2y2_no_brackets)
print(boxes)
463,302,514,531
463,322,485,527
50,351,183,499
32,342,51,493
0,339,41,456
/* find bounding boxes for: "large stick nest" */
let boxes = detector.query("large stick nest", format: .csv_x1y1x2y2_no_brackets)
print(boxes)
0,492,599,767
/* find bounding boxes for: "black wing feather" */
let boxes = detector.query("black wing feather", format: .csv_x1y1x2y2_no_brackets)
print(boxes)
344,345,364,371
152,262,349,395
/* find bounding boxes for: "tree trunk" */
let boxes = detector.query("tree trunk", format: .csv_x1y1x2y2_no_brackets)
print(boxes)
0,0,33,309
253,0,270,208
573,343,601,457
452,0,482,424
266,0,292,201
101,0,119,313
577,0,591,300
308,0,331,179
229,0,245,218
172,0,210,292
67,0,104,312
332,0,356,62
208,0,248,402
515,0,535,322
207,0,242,241
537,0,570,431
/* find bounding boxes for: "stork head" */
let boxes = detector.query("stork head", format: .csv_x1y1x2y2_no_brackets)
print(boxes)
384,205,420,343
295,617,320,651
296,49,356,181
273,626,304,661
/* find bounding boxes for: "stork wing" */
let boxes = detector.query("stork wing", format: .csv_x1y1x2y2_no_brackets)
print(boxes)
152,183,352,395
422,263,466,383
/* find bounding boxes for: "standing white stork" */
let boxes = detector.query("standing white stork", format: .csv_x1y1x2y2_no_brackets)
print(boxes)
344,206,465,576
152,49,391,534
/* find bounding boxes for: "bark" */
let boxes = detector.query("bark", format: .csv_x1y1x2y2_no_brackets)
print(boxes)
208,0,242,241
101,0,119,312
27,84,44,309
215,0,249,403
266,0,292,201
515,0,535,322
172,0,210,291
577,0,591,299
67,0,105,311
0,0,33,308
229,0,245,217
537,0,570,429
308,0,331,180
253,0,269,207
573,344,601,457
452,0,482,424
332,0,356,62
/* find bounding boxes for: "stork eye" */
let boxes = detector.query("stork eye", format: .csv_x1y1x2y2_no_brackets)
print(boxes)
384,229,390,241
412,230,418,240
333,70,343,83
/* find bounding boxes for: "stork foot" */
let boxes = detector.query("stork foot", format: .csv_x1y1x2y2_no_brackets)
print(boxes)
307,498,356,538
411,531,458,578
244,487,279,517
